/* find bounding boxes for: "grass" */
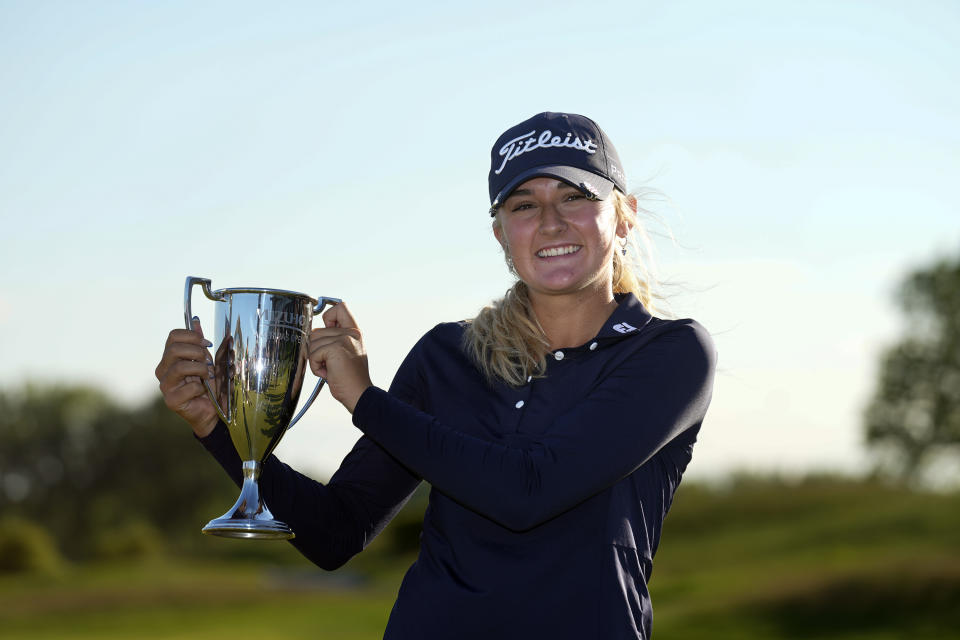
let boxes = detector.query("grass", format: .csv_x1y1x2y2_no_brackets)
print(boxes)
1,476,958,639
650,476,960,638
0,559,397,640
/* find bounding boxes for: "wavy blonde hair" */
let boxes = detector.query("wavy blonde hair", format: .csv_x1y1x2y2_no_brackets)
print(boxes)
464,189,660,387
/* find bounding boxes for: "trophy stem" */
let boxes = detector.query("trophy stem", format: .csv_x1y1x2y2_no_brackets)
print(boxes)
202,461,294,540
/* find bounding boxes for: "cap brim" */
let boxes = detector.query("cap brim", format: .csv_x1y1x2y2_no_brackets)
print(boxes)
490,165,616,212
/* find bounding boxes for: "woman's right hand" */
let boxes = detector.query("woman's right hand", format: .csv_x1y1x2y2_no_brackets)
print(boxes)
155,318,220,438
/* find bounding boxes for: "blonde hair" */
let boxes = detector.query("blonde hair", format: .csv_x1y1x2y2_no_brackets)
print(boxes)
464,190,660,387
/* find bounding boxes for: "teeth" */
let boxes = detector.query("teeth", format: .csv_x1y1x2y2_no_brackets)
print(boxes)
538,245,581,258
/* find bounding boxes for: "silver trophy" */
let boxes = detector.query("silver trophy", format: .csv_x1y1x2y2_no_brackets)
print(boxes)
184,276,340,539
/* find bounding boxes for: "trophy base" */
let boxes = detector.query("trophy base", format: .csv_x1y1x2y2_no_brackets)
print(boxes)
202,517,294,540
202,460,295,540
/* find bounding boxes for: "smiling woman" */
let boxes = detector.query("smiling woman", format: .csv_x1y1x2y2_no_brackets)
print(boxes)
155,111,717,640
497,179,623,295
474,173,653,386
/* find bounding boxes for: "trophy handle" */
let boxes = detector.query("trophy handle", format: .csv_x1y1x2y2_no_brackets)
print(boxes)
287,296,342,430
183,276,229,424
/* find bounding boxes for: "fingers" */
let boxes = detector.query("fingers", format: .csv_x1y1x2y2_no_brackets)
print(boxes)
157,324,220,436
305,304,372,413
307,328,364,378
309,326,362,346
162,341,214,364
161,376,209,412
315,304,360,374
155,341,212,382
191,316,206,339
156,328,213,382
214,336,233,376
158,358,213,393
164,328,212,349
322,301,357,329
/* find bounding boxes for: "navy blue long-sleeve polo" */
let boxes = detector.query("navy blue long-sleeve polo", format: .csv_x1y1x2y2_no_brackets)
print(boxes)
199,293,716,639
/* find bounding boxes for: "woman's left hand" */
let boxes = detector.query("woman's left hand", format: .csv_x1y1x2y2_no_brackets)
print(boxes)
308,302,372,414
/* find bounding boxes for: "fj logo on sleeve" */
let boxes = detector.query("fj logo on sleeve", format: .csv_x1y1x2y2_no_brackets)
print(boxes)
612,322,637,334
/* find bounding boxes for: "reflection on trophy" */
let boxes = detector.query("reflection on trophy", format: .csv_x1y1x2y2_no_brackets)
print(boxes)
184,276,340,539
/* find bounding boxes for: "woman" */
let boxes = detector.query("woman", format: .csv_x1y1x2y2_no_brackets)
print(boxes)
156,112,716,639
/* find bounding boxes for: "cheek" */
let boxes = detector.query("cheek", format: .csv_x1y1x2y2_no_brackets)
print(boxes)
581,217,617,250
499,221,535,253
597,209,621,246
572,203,618,242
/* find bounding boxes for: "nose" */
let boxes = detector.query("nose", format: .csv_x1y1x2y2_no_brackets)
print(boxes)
538,202,567,235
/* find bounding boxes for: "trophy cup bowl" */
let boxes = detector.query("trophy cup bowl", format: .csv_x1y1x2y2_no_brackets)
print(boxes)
185,276,340,540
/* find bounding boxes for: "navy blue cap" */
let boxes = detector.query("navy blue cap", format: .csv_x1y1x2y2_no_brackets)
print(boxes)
488,112,627,215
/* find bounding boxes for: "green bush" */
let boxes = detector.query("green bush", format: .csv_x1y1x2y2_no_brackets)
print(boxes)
0,516,64,575
93,519,166,561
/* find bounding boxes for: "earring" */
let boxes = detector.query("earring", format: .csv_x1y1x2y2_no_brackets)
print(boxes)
619,236,627,256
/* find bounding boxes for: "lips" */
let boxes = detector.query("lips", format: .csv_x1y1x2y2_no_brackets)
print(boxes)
536,245,581,258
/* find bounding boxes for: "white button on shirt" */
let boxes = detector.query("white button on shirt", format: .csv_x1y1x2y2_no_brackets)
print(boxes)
515,400,525,409
554,351,565,361
589,342,598,351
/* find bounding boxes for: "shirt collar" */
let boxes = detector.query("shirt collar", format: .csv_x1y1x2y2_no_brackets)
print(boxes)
596,293,654,340
545,293,655,359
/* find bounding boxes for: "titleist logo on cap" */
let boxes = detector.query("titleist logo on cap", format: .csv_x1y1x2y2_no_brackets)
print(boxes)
494,129,598,176
487,112,626,212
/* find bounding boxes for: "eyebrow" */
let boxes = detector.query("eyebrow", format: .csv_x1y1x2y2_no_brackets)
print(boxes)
505,182,578,199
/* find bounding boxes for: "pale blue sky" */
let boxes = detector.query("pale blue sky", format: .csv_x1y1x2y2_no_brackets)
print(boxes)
2,0,958,480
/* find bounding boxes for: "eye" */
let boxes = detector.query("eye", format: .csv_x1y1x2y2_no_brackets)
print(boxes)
509,201,536,212
565,192,586,202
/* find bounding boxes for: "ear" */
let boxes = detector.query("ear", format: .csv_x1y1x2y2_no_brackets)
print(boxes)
493,221,505,248
616,195,638,238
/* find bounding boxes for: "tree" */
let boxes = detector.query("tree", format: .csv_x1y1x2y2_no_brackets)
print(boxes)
0,384,237,558
864,250,960,483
